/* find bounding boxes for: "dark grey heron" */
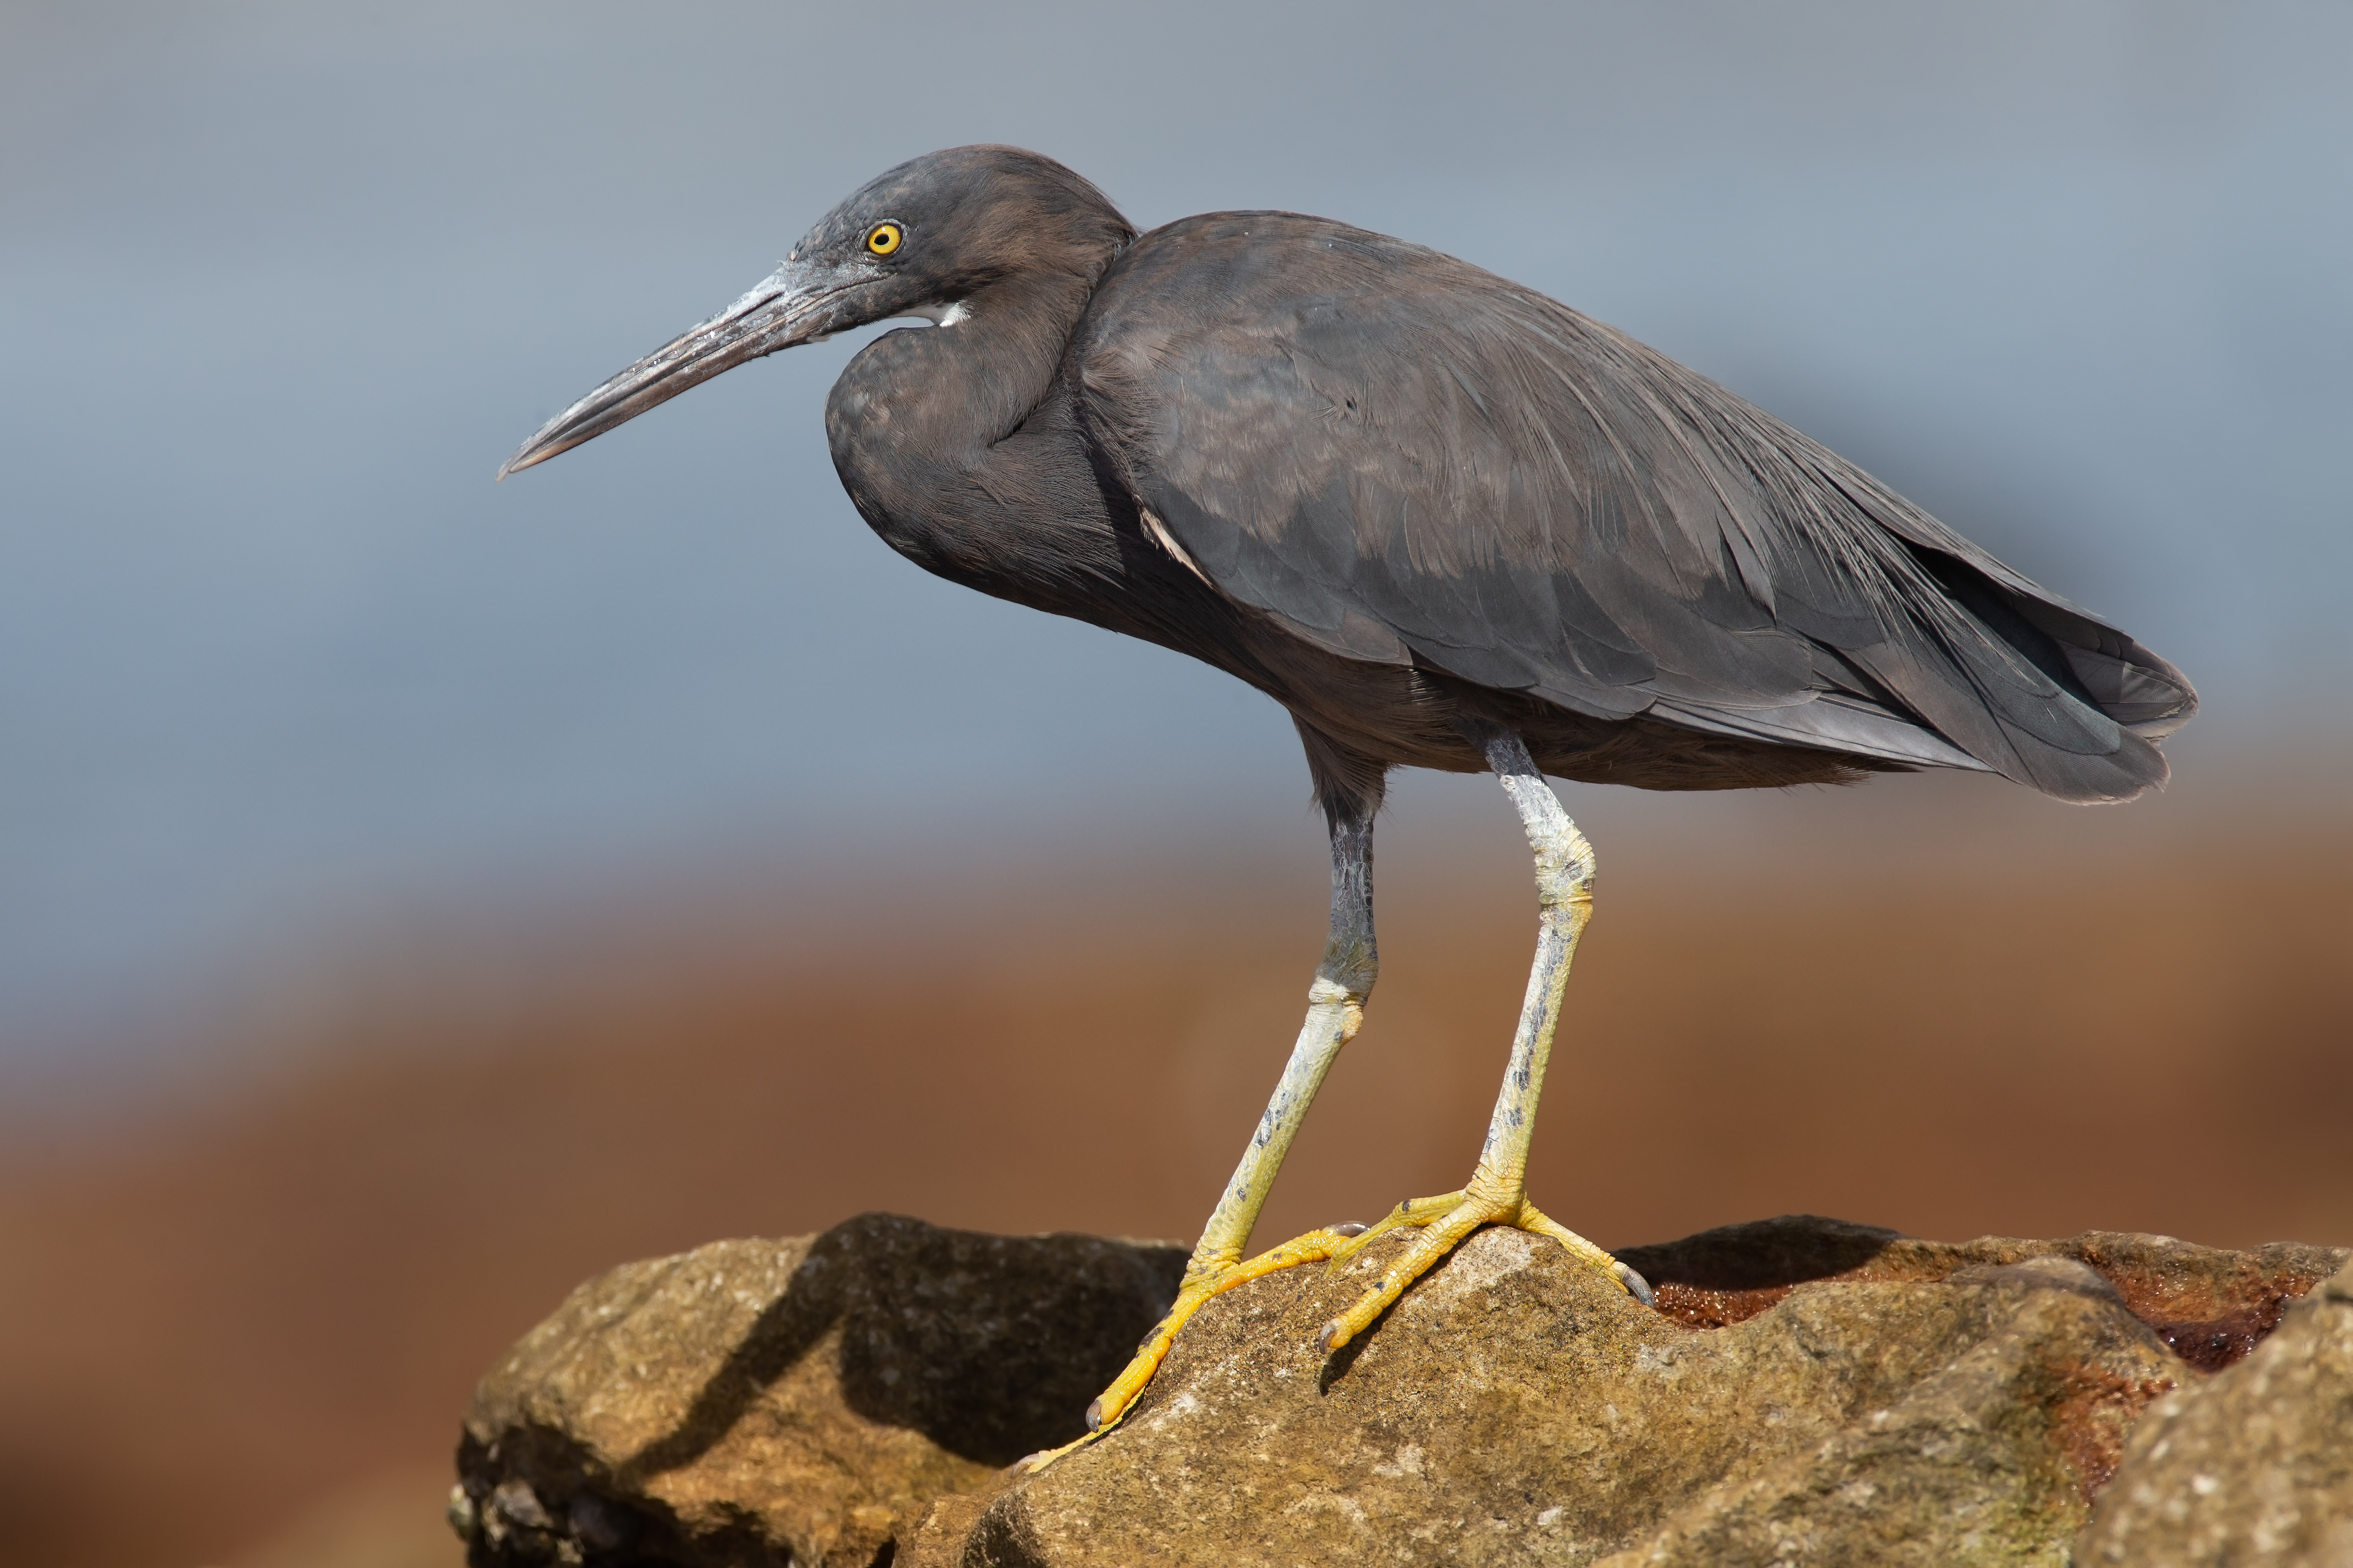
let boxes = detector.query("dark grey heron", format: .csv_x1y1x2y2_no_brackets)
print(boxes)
499,145,2195,1455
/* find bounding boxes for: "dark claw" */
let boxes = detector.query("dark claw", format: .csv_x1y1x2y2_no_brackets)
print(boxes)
1618,1263,1656,1307
1084,1397,1104,1431
1330,1221,1369,1237
1317,1319,1342,1352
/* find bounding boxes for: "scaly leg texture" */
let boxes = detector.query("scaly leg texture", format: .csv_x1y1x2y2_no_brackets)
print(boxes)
1320,732,1651,1351
1027,804,1381,1466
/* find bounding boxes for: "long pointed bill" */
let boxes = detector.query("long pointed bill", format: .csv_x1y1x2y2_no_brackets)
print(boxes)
496,261,867,480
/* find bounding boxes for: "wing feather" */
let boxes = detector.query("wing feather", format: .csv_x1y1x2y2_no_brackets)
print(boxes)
1074,214,2195,800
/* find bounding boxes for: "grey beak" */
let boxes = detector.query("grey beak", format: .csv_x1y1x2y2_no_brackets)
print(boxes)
497,262,858,480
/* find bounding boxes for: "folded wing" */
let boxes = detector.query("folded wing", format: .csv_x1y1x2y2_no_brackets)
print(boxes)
1074,214,2193,802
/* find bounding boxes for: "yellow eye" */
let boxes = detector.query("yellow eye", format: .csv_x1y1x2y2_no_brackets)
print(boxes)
865,222,903,257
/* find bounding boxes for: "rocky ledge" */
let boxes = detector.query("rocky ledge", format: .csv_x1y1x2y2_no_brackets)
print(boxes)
450,1212,2350,1567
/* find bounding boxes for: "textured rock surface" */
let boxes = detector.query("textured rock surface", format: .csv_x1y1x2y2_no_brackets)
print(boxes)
2077,1253,2353,1565
454,1214,1186,1567
923,1229,2182,1567
1621,1214,2341,1375
454,1214,2346,1567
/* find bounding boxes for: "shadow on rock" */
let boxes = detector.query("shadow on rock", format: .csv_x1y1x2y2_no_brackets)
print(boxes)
623,1213,1185,1477
456,1214,1184,1568
1620,1213,2343,1374
455,1213,2347,1568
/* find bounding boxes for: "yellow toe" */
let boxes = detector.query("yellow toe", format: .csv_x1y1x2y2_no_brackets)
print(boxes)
1319,1194,1510,1349
1316,1193,1654,1351
1048,1222,1361,1463
1323,1190,1466,1275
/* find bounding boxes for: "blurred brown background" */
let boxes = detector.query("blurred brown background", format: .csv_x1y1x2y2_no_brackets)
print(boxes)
5,764,2347,1568
8,4,2350,1566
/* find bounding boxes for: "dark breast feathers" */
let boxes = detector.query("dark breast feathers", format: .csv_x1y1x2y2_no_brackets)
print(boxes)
1070,212,2194,804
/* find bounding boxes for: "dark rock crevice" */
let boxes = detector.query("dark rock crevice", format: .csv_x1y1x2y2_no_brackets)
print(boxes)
1621,1212,2341,1378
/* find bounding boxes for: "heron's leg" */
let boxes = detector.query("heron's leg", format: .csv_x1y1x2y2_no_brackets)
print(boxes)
1029,807,1377,1464
1317,732,1652,1353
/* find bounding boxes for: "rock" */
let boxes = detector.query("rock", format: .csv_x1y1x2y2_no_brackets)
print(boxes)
453,1213,1187,1567
454,1213,2347,1567
935,1226,2182,1566
1619,1215,2343,1375
2077,1254,2353,1565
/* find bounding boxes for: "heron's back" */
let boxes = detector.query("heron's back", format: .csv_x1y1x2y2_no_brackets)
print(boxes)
1072,212,2195,802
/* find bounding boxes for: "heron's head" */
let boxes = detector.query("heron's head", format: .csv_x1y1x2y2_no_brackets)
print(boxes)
497,145,1131,479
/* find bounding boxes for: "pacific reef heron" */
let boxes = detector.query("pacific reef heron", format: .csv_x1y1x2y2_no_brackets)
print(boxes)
499,145,2196,1455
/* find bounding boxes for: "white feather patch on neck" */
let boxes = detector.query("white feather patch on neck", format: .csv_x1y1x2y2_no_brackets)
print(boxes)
904,299,971,327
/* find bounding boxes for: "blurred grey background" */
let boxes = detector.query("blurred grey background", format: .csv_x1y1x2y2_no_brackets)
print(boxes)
4,0,2348,1082
8,9,2353,1566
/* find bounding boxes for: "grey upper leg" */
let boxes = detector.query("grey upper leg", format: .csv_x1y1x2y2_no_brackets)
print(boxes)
1478,728,1539,782
1479,729,1594,905
1318,805,1378,994
1295,717,1385,997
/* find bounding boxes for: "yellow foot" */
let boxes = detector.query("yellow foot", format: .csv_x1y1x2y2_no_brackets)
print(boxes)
1317,1188,1654,1352
1017,1223,1364,1473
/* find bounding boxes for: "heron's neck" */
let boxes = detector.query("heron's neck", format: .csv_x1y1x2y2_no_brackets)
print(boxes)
825,270,1114,599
